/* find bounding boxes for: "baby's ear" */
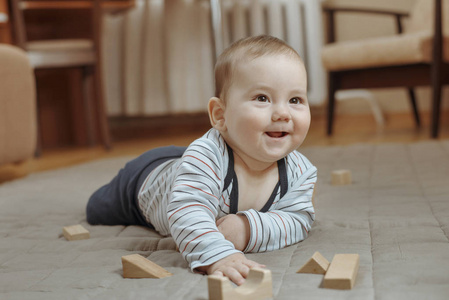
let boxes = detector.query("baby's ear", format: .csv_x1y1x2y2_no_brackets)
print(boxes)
208,97,226,132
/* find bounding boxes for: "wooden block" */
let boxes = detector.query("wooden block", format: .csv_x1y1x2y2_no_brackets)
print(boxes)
323,254,359,290
208,268,272,300
121,254,172,279
63,224,90,241
297,251,329,274
331,170,352,185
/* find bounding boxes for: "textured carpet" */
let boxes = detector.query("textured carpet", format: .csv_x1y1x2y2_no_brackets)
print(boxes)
1,141,449,299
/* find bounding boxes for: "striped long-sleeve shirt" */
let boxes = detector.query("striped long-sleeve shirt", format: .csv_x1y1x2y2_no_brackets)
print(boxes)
138,128,317,271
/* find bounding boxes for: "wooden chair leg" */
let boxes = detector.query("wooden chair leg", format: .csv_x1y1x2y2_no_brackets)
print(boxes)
34,101,42,157
430,0,442,138
92,64,111,150
33,72,42,157
430,79,442,138
407,88,420,127
82,66,96,146
327,72,337,136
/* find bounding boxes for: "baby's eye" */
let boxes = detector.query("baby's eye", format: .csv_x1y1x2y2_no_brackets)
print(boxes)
256,95,269,102
289,97,303,104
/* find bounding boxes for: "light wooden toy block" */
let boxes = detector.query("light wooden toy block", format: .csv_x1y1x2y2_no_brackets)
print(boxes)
323,254,359,290
297,251,330,274
208,268,272,300
121,254,172,279
63,224,90,241
331,170,352,186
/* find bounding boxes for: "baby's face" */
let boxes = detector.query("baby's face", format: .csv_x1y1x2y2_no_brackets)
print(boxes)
220,54,310,168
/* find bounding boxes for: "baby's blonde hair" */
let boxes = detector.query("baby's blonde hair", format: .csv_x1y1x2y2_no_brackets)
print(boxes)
214,35,304,100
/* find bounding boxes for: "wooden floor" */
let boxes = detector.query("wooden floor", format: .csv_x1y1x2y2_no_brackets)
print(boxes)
1,110,448,184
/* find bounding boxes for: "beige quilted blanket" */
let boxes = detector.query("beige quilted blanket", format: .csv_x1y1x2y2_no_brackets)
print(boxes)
1,141,449,299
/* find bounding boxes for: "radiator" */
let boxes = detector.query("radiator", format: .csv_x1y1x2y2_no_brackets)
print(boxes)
211,0,327,106
102,0,326,117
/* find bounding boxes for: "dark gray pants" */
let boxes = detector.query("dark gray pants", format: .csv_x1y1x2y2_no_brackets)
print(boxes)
86,146,186,227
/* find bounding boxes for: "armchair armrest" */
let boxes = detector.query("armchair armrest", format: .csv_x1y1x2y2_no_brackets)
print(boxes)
322,5,410,43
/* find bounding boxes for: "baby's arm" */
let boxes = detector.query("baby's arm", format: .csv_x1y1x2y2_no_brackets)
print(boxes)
167,138,265,285
169,200,264,286
240,165,317,253
170,202,264,286
215,165,317,254
209,214,266,286
216,214,250,251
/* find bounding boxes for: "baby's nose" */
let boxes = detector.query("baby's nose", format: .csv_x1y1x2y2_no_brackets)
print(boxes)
272,104,291,121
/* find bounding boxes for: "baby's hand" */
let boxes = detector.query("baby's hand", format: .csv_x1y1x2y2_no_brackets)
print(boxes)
216,214,250,251
198,253,265,286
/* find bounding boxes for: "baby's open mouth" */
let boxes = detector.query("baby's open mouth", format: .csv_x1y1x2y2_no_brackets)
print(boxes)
266,132,288,138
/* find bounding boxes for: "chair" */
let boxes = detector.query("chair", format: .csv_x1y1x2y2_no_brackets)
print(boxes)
9,0,111,152
322,0,448,138
0,44,36,166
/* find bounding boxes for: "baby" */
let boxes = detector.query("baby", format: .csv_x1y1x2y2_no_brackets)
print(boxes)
87,35,317,286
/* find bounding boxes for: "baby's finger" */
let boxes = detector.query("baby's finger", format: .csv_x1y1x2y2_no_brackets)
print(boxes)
233,262,251,279
212,270,224,277
223,267,245,286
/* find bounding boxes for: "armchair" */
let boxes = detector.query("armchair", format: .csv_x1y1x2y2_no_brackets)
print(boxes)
0,44,36,166
322,0,448,137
